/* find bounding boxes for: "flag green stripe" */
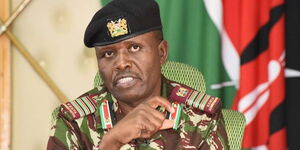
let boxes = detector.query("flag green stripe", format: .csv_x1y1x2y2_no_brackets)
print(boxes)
156,0,236,108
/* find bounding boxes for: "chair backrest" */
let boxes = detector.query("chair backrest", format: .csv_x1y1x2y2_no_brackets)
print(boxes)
161,61,206,92
162,61,245,149
93,61,245,149
222,109,246,149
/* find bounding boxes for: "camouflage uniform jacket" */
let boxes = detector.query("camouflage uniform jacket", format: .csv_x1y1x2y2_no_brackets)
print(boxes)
47,78,229,150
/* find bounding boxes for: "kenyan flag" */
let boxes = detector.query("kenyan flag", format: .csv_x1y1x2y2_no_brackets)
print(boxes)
157,0,286,148
100,0,300,149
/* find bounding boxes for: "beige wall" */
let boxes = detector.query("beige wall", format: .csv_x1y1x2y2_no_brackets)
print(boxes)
11,0,100,149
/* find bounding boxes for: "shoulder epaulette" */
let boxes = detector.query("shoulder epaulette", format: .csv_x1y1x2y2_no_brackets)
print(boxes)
170,86,221,114
61,95,98,120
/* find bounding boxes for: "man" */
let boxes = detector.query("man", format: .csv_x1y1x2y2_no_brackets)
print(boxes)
47,0,229,149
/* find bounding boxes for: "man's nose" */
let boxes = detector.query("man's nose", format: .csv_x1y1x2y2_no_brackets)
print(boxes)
114,51,132,71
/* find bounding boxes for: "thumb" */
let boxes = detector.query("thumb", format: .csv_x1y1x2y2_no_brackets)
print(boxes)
159,119,174,130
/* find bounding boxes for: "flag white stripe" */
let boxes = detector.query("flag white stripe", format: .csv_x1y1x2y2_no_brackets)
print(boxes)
203,0,222,31
244,91,270,124
203,0,240,89
285,68,300,78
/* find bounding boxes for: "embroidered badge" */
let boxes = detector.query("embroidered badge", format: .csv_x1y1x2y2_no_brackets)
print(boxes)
99,99,113,129
62,96,97,120
107,18,129,38
167,102,182,130
176,87,189,97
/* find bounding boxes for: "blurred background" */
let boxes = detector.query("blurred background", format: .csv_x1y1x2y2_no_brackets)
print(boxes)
1,0,100,149
1,0,300,149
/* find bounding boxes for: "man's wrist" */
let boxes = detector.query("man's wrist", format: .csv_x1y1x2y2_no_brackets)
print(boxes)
98,130,124,150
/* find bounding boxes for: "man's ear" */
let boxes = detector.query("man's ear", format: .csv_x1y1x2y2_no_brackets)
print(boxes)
158,40,168,64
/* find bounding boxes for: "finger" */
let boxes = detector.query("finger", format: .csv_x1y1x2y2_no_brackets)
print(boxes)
141,105,165,128
136,109,161,131
136,119,157,138
148,97,174,113
145,104,166,120
159,119,174,130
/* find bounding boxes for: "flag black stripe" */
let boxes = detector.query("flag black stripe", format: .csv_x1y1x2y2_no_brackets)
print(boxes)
269,101,286,135
285,78,300,149
240,5,285,65
285,0,300,149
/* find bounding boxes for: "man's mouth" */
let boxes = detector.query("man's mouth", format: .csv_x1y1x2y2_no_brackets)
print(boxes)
114,76,140,88
117,77,134,84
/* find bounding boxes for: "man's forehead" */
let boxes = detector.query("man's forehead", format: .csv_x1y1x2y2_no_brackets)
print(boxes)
84,0,162,48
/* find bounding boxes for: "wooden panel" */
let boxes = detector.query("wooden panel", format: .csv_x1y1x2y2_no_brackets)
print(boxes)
0,0,11,149
9,0,99,148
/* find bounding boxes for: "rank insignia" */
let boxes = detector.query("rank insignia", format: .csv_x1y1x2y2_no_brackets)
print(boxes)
170,86,221,114
176,87,189,97
166,102,182,130
62,95,97,120
107,18,129,38
99,99,114,129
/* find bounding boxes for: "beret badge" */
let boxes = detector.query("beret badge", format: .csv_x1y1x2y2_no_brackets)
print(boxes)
106,18,129,38
84,0,162,47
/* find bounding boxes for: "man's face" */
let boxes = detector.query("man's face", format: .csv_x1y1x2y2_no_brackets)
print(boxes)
95,31,168,105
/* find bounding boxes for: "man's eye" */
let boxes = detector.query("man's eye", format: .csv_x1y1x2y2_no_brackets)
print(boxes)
104,51,114,58
130,45,141,52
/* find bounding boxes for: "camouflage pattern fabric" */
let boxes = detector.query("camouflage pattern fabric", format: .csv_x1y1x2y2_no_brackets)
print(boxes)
47,77,229,150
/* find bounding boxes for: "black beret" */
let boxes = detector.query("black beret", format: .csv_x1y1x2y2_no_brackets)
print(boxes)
84,0,162,47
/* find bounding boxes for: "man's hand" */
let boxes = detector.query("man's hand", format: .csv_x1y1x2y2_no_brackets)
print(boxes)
98,96,174,150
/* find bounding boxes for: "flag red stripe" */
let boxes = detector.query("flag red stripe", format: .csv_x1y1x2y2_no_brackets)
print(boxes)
223,0,282,54
223,0,286,148
268,128,287,149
